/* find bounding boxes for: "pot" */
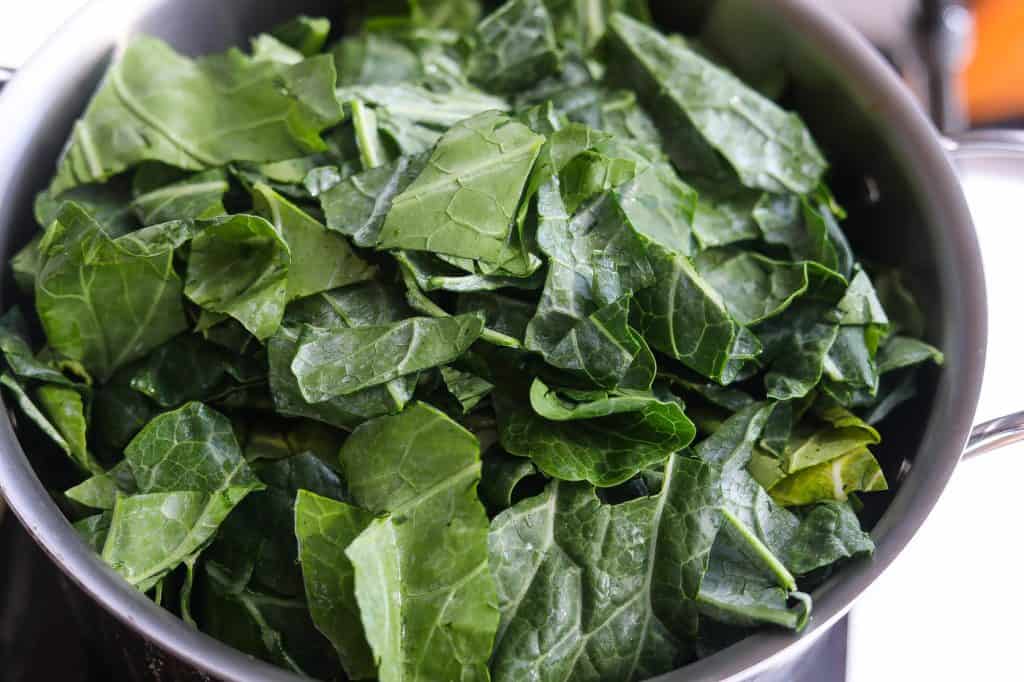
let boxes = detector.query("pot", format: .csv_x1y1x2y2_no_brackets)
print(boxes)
0,0,1020,680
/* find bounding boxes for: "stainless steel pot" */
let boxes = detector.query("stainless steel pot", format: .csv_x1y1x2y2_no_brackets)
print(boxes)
0,0,1020,680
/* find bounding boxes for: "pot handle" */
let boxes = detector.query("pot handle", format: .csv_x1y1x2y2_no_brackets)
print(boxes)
0,67,11,92
963,412,1024,460
945,131,1024,461
944,130,1024,160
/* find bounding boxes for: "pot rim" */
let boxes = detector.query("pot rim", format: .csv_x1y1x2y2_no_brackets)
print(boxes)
0,0,986,680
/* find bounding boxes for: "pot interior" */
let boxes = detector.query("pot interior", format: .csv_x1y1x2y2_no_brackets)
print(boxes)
0,1,982,681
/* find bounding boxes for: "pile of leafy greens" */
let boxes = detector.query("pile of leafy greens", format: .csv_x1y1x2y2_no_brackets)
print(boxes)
3,2,943,680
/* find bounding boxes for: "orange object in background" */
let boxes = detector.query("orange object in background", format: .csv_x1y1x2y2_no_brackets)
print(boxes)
964,0,1024,123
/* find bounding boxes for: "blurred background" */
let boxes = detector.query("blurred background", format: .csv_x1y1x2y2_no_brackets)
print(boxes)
1,2,1023,681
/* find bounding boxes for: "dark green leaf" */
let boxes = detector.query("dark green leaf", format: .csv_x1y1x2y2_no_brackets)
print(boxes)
456,292,534,342
268,287,419,429
606,13,826,194
635,252,749,383
320,153,429,248
291,312,484,402
495,382,694,487
201,562,337,678
755,302,838,400
467,0,561,92
479,449,538,511
490,452,722,681
440,366,494,412
785,502,873,575
270,15,331,56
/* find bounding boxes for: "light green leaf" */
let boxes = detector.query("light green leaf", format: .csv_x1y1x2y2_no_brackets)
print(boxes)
66,460,137,510
295,491,377,680
102,402,263,590
768,447,887,507
341,403,499,682
337,83,509,128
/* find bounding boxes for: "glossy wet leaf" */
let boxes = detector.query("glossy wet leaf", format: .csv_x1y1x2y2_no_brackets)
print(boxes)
635,252,748,383
495,383,694,487
102,403,263,590
527,191,656,388
489,452,724,681
268,287,418,429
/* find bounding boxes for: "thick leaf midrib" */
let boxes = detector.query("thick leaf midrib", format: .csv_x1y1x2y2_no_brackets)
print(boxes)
134,180,229,207
110,67,215,166
74,121,104,179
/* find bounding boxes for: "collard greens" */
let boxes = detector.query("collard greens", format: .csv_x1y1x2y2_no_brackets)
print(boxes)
5,2,943,681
